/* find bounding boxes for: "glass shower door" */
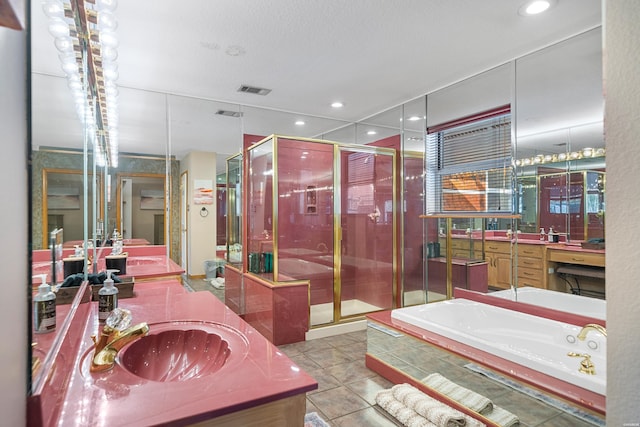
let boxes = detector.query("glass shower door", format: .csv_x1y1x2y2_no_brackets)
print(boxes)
337,147,396,320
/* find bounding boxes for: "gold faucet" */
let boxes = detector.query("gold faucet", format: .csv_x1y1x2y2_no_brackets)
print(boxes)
91,322,149,372
567,352,596,375
577,323,607,341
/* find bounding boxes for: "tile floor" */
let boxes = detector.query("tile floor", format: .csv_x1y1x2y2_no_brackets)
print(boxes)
183,276,400,426
183,276,602,427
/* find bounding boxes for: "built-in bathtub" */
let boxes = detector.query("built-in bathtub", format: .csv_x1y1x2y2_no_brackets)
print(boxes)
391,299,606,397
490,287,605,320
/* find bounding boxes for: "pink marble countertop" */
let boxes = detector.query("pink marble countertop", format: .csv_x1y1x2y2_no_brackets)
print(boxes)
95,255,184,280
32,246,184,284
52,282,317,426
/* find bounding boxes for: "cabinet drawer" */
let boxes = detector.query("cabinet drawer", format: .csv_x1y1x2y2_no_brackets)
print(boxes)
518,256,543,269
547,250,605,267
452,249,474,258
517,244,544,259
450,239,472,249
484,241,512,254
517,267,544,288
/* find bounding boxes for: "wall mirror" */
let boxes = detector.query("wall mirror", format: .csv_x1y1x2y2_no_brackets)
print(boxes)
115,173,166,245
40,168,101,249
515,28,604,239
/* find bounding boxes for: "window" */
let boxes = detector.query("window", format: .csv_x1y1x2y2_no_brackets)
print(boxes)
425,107,513,214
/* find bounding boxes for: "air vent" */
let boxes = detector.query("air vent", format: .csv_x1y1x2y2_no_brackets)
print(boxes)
215,110,243,118
237,85,272,96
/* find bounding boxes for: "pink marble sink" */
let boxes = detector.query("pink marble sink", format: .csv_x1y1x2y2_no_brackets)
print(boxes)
121,329,230,382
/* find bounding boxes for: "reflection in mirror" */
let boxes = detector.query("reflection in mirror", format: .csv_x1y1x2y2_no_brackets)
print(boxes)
226,154,242,265
515,28,604,240
115,173,166,245
35,162,100,249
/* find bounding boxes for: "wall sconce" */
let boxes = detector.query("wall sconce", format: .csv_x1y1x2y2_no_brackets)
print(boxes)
43,0,120,167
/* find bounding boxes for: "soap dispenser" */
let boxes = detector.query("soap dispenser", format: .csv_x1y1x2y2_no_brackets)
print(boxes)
33,274,56,334
539,228,546,241
547,226,554,242
98,269,120,321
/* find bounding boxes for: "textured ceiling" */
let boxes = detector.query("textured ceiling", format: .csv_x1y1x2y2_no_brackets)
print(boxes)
30,0,602,170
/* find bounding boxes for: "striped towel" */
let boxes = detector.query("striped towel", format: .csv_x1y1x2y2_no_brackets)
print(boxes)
483,406,520,427
422,373,494,414
392,384,485,427
421,374,520,427
375,389,436,427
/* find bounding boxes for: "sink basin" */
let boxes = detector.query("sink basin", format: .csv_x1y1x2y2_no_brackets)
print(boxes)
120,329,230,382
80,320,250,384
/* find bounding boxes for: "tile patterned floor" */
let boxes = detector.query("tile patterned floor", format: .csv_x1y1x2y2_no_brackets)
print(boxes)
183,276,603,427
183,276,399,426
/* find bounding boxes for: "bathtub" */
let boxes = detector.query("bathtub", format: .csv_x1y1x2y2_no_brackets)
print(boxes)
391,299,606,396
490,287,605,320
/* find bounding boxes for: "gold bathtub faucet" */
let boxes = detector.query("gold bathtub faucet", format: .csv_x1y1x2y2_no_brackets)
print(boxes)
577,323,607,341
567,352,596,375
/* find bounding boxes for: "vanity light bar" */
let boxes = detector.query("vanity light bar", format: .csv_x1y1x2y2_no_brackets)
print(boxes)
515,147,605,167
43,0,120,167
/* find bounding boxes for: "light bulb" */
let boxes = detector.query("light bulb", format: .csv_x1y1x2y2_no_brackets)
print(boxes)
54,35,74,53
96,0,118,12
42,0,65,19
101,45,118,62
102,64,119,80
97,10,118,31
48,17,70,38
99,30,119,48
525,1,551,15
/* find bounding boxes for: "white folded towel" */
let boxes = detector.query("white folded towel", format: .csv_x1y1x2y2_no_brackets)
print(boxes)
422,373,494,414
375,389,436,427
483,406,520,427
421,374,519,427
391,384,485,427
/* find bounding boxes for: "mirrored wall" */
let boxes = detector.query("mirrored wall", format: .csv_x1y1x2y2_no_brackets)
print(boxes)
29,19,604,390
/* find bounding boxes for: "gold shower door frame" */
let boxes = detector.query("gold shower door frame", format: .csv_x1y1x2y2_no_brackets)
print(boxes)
332,144,397,324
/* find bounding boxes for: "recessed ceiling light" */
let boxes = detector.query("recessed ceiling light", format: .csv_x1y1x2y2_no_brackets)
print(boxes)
519,0,555,16
408,116,421,121
367,130,377,135
295,120,305,126
331,102,344,108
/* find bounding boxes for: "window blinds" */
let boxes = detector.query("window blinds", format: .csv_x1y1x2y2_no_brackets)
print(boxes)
425,112,514,214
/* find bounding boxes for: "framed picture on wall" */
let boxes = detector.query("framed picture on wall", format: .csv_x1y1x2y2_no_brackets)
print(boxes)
47,187,80,209
194,179,214,205
140,189,164,210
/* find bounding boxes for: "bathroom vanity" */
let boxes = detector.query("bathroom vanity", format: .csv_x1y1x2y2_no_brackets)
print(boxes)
28,280,317,426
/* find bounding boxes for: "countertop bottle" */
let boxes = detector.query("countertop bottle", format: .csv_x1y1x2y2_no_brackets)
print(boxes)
98,269,119,321
33,274,56,334
539,227,546,241
548,226,554,242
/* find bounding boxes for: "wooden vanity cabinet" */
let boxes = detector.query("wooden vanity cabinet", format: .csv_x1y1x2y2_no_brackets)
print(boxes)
516,243,546,289
483,241,548,290
484,241,513,289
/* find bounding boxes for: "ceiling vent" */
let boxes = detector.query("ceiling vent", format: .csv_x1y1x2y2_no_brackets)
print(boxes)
237,85,272,96
215,110,243,118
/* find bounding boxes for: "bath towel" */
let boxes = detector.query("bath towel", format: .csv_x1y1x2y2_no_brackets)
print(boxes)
375,389,436,427
391,383,485,427
421,374,520,427
482,406,520,427
422,373,494,414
